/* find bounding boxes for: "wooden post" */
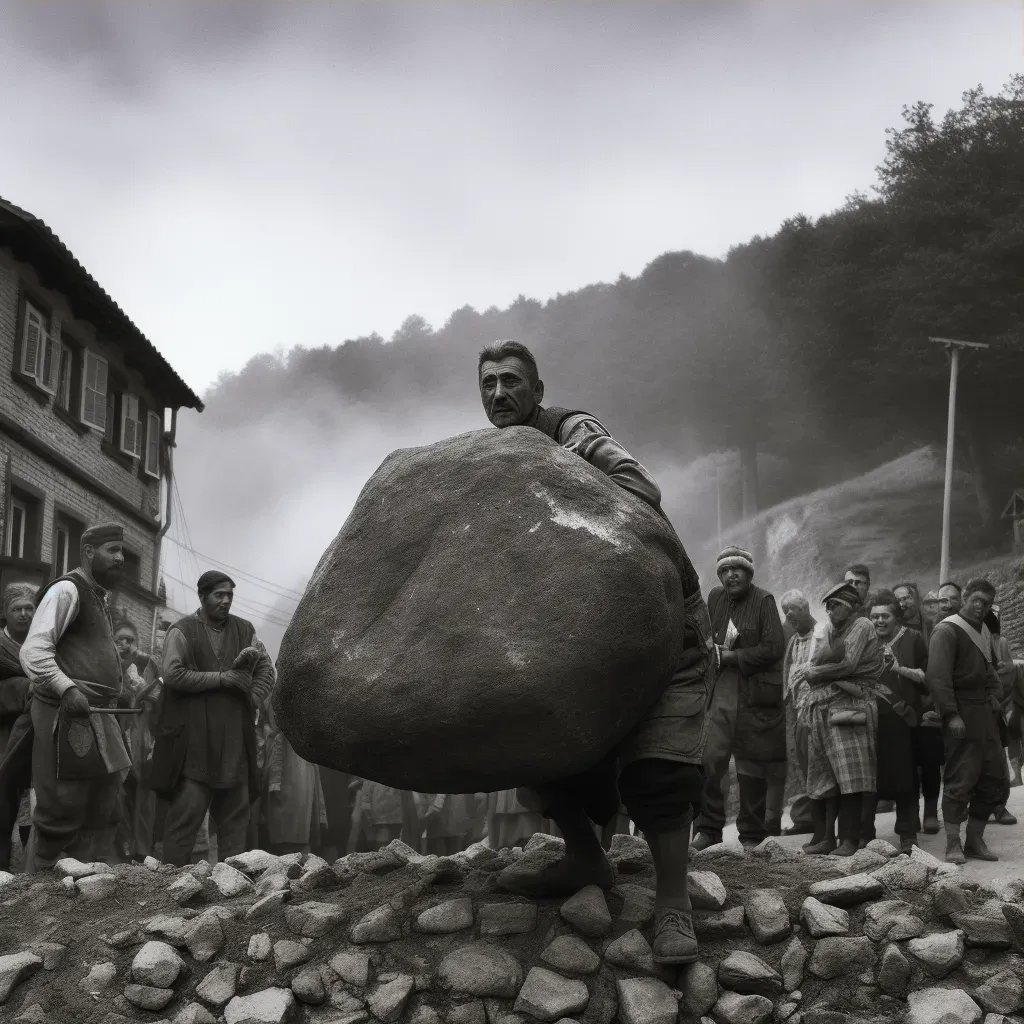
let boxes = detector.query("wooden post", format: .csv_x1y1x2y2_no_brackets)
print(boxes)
928,337,989,586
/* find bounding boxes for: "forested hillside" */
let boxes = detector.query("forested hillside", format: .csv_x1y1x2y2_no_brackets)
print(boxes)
180,78,1024,609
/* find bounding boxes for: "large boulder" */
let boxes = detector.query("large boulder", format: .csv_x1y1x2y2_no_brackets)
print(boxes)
274,427,693,791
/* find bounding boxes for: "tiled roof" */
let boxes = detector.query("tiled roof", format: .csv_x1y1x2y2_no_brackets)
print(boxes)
0,196,203,411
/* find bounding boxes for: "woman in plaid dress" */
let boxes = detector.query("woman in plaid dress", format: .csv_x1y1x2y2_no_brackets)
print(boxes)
802,582,883,856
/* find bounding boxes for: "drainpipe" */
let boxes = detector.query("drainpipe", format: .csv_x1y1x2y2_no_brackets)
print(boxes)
150,407,178,650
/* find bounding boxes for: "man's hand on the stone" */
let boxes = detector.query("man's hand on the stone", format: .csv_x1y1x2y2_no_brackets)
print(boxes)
61,687,92,718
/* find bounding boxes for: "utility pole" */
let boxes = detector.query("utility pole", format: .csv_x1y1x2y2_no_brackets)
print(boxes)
927,337,989,586
715,459,723,551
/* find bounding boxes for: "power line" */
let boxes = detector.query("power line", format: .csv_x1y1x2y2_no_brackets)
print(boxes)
163,537,302,601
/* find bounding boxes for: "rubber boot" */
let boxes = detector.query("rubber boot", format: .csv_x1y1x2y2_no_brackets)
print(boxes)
833,793,861,857
802,798,837,855
964,818,999,861
922,798,940,835
859,792,877,849
647,824,698,965
944,820,966,865
898,834,917,855
1010,758,1022,789
497,804,614,897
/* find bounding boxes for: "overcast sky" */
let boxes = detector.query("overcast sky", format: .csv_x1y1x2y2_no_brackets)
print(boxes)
2,0,1022,398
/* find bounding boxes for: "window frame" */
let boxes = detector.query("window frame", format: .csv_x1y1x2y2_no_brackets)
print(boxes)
54,522,70,576
80,349,109,432
120,392,143,459
144,409,163,478
7,498,28,559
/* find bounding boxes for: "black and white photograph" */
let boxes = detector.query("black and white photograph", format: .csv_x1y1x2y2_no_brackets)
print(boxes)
1,2,1024,1022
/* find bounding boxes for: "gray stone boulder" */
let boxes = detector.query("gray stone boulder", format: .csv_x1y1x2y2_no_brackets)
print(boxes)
415,898,475,935
678,961,718,1018
906,988,981,1024
780,937,807,992
973,970,1024,1015
688,870,728,910
717,951,782,997
807,873,884,906
224,988,297,1024
862,900,926,943
906,930,966,978
438,944,524,998
540,936,601,977
274,427,696,791
560,887,612,937
514,968,590,1022
602,930,656,975
800,898,850,938
876,942,911,998
131,941,184,988
0,953,43,1004
743,889,791,945
710,991,773,1024
808,936,875,981
950,913,1013,949
614,978,678,1024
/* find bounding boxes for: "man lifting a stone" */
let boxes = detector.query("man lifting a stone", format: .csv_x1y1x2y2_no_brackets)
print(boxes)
478,339,714,964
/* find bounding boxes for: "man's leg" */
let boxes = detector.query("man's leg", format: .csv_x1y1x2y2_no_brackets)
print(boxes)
764,762,786,835
915,727,943,833
24,701,93,873
161,778,214,867
941,735,979,864
783,702,815,834
620,757,702,964
964,738,1011,861
694,684,736,847
860,791,877,844
84,770,128,864
210,780,251,862
894,792,919,853
132,782,157,860
496,752,618,898
734,759,769,848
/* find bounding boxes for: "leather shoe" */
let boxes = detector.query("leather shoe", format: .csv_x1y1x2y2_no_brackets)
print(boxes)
993,807,1017,826
652,905,698,964
689,832,719,852
782,823,815,836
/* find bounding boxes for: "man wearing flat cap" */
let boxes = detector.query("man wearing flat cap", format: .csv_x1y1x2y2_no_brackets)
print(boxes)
692,545,786,851
19,522,133,871
153,570,275,865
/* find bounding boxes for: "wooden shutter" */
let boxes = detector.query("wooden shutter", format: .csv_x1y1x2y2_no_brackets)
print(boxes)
80,350,109,430
20,304,43,379
37,333,60,395
145,411,162,477
121,393,142,457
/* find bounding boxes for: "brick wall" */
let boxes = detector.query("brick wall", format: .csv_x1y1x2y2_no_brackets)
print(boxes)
0,251,162,520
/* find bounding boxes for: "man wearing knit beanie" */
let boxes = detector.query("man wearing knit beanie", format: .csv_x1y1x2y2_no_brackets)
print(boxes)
692,545,786,851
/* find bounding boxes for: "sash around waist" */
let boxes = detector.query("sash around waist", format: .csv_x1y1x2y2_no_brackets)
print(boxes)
954,693,989,705
33,679,122,710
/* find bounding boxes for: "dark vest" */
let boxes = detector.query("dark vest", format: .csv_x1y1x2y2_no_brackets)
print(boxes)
37,569,122,700
152,613,259,794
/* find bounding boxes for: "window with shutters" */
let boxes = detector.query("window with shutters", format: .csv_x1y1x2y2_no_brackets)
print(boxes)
120,393,143,458
80,349,108,430
5,488,41,561
53,512,84,574
16,300,60,395
145,410,162,478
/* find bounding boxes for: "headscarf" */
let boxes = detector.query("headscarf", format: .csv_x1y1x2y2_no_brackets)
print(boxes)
822,581,861,610
197,570,235,597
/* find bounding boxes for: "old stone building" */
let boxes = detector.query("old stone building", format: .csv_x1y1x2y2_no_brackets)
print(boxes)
0,196,203,652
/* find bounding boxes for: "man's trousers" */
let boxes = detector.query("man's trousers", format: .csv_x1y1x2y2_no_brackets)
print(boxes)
161,776,250,866
695,680,771,845
941,732,1009,825
25,700,125,873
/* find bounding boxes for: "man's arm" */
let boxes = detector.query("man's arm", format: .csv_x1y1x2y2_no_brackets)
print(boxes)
806,621,873,685
735,596,786,677
19,581,80,700
558,415,662,509
161,628,224,693
245,636,276,711
924,624,959,720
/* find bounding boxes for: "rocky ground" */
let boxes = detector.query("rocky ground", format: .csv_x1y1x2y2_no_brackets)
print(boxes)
0,833,1023,1024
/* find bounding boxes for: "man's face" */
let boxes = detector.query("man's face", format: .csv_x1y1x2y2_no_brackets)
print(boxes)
938,586,962,616
782,600,812,633
202,584,234,623
893,587,917,617
479,357,542,428
961,589,993,627
844,571,869,604
720,567,751,599
4,598,34,637
88,542,124,588
113,626,138,664
870,605,898,639
826,600,854,628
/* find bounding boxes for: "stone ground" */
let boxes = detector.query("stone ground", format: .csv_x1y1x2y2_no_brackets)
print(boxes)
1,831,1024,1024
729,784,1024,888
